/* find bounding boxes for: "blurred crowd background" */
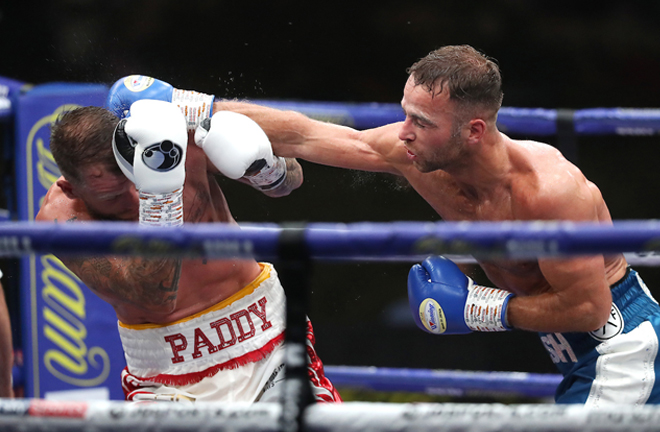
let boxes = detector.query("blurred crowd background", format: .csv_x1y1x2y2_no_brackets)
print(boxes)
2,1,660,393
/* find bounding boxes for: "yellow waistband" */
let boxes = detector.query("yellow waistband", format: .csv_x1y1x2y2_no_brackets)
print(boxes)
119,263,272,330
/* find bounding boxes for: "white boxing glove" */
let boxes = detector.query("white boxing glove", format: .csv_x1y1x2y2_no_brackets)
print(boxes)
194,111,287,191
118,99,188,226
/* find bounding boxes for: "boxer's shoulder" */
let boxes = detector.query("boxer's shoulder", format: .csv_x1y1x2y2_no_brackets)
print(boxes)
36,181,92,223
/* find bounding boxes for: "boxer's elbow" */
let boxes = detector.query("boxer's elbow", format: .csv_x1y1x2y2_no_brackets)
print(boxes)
576,297,613,332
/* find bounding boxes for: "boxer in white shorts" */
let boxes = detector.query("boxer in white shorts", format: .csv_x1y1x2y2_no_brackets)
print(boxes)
120,263,340,402
37,80,340,403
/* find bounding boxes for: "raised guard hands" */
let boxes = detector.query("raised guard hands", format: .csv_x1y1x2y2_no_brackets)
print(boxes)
106,75,214,131
112,100,188,226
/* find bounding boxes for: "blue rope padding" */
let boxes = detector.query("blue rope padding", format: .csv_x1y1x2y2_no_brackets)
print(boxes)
3,220,660,259
253,100,660,135
324,366,560,398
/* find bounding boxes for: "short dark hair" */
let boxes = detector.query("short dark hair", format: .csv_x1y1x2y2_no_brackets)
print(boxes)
407,45,503,121
50,106,120,184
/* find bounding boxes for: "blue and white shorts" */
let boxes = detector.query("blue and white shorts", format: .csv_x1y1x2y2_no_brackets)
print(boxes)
539,268,660,406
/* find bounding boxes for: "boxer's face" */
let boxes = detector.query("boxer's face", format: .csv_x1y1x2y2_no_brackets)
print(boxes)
399,76,468,173
75,164,139,221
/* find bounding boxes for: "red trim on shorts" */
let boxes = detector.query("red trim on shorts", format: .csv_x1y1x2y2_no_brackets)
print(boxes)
306,321,342,402
121,322,342,402
124,331,286,388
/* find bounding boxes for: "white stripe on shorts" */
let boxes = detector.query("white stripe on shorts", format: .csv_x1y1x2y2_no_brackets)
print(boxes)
586,320,658,407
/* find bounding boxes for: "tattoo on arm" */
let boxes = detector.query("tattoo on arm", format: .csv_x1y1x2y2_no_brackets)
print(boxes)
66,255,182,310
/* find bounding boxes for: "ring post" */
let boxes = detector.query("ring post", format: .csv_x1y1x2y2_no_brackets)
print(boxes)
276,224,314,432
556,108,578,165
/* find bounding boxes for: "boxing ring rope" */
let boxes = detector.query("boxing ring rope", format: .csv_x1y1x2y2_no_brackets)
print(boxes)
323,366,561,399
3,399,660,432
253,101,660,135
3,220,660,431
3,220,660,260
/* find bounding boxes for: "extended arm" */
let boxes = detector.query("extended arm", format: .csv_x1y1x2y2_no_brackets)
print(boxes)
213,101,405,175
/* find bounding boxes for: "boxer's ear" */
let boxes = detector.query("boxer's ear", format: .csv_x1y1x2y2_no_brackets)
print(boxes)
466,119,486,144
57,178,78,199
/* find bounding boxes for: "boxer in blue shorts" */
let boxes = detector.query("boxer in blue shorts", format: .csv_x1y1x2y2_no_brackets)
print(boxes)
545,267,660,404
407,257,660,406
203,44,659,405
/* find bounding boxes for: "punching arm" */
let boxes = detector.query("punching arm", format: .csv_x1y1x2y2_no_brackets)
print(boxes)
212,100,403,174
195,111,300,195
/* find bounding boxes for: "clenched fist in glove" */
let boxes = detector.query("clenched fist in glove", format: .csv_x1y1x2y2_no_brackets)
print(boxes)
195,111,287,192
106,75,214,130
408,256,515,334
112,99,188,226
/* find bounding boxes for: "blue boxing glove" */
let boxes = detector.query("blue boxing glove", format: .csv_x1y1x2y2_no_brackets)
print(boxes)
408,256,514,335
105,75,215,130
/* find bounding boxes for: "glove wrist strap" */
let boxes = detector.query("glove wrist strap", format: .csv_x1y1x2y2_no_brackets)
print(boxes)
171,89,214,131
246,156,288,191
464,282,514,332
139,188,184,227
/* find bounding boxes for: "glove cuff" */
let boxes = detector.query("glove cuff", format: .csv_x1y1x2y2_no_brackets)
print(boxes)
139,188,184,227
245,156,288,191
464,282,514,332
172,89,215,131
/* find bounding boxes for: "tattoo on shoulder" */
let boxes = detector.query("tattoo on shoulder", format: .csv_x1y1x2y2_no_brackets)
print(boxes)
67,217,78,222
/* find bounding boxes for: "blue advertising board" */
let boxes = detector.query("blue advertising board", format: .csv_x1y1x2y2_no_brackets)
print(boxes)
13,82,127,400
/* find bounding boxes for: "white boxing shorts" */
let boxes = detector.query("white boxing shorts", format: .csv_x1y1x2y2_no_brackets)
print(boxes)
118,262,341,403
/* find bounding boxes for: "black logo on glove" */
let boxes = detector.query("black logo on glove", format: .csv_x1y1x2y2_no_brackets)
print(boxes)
142,141,183,171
